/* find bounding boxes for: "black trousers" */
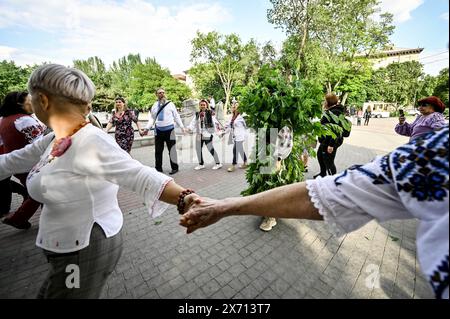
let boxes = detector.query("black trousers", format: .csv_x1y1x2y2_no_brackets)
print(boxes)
0,178,12,215
317,143,338,177
196,135,220,165
155,129,178,172
232,141,247,165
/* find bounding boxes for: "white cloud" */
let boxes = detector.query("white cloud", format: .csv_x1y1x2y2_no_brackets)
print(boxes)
379,0,424,23
0,0,231,73
0,45,18,60
440,12,449,21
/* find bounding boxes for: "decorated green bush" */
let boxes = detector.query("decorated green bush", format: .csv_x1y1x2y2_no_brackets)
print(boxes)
240,65,338,196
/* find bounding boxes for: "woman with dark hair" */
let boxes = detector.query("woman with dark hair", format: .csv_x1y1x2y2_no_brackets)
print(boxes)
363,107,371,126
105,97,143,152
187,99,222,170
314,93,346,178
0,91,45,229
395,96,447,141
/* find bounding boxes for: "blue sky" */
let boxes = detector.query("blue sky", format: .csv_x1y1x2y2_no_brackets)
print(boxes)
0,0,448,75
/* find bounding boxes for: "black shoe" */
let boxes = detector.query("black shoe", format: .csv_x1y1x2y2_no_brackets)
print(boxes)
304,166,309,173
169,169,179,175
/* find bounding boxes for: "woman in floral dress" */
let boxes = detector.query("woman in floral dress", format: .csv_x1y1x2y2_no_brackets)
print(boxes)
105,97,143,153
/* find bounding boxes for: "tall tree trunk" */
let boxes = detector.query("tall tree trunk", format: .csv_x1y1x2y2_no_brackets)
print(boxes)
216,64,230,115
224,90,231,115
297,0,309,74
341,92,349,106
223,77,232,115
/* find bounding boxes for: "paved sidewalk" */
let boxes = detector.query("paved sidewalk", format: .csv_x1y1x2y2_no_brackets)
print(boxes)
0,120,434,299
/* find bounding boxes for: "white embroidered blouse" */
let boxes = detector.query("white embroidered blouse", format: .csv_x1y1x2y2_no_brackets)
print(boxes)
224,114,247,142
306,126,449,299
0,124,172,253
187,112,221,138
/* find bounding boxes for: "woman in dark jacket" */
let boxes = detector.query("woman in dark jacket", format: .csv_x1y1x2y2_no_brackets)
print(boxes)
314,93,346,178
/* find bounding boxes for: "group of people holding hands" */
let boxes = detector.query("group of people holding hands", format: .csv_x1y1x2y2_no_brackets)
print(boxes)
0,64,447,299
105,88,247,174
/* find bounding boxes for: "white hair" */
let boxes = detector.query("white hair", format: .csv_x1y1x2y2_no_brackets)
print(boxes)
27,64,95,104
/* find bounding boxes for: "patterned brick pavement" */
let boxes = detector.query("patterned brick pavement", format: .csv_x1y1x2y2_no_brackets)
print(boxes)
0,125,434,299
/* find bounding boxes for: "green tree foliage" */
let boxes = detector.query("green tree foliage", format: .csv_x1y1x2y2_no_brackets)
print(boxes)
188,63,225,99
240,65,324,196
73,56,111,87
0,61,35,101
190,31,262,113
73,56,114,111
1,55,192,112
261,41,278,65
110,54,143,97
128,57,191,110
268,0,321,65
433,68,449,107
368,61,424,109
241,39,262,86
73,55,191,112
417,74,438,100
269,0,394,105
338,60,373,107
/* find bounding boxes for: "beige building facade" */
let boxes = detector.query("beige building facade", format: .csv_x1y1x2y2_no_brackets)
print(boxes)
368,47,424,69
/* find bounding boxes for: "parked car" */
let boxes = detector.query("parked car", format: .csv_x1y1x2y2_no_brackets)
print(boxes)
371,111,390,118
405,109,420,116
92,112,110,128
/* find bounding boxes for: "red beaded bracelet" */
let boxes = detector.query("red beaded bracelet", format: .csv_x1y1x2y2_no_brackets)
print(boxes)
177,189,196,214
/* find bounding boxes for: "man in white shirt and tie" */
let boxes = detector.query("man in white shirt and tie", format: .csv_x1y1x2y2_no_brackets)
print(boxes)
143,88,186,175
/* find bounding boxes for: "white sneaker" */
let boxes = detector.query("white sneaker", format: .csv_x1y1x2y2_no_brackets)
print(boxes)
194,165,205,170
259,217,277,231
212,164,223,170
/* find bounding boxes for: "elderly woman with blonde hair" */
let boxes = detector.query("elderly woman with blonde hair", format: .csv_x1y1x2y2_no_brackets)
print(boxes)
0,64,199,298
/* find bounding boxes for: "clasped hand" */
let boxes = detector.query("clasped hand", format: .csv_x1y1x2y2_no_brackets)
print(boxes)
179,197,226,234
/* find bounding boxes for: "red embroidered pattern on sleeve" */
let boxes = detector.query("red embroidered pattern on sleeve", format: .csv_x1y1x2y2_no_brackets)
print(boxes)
21,124,45,144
